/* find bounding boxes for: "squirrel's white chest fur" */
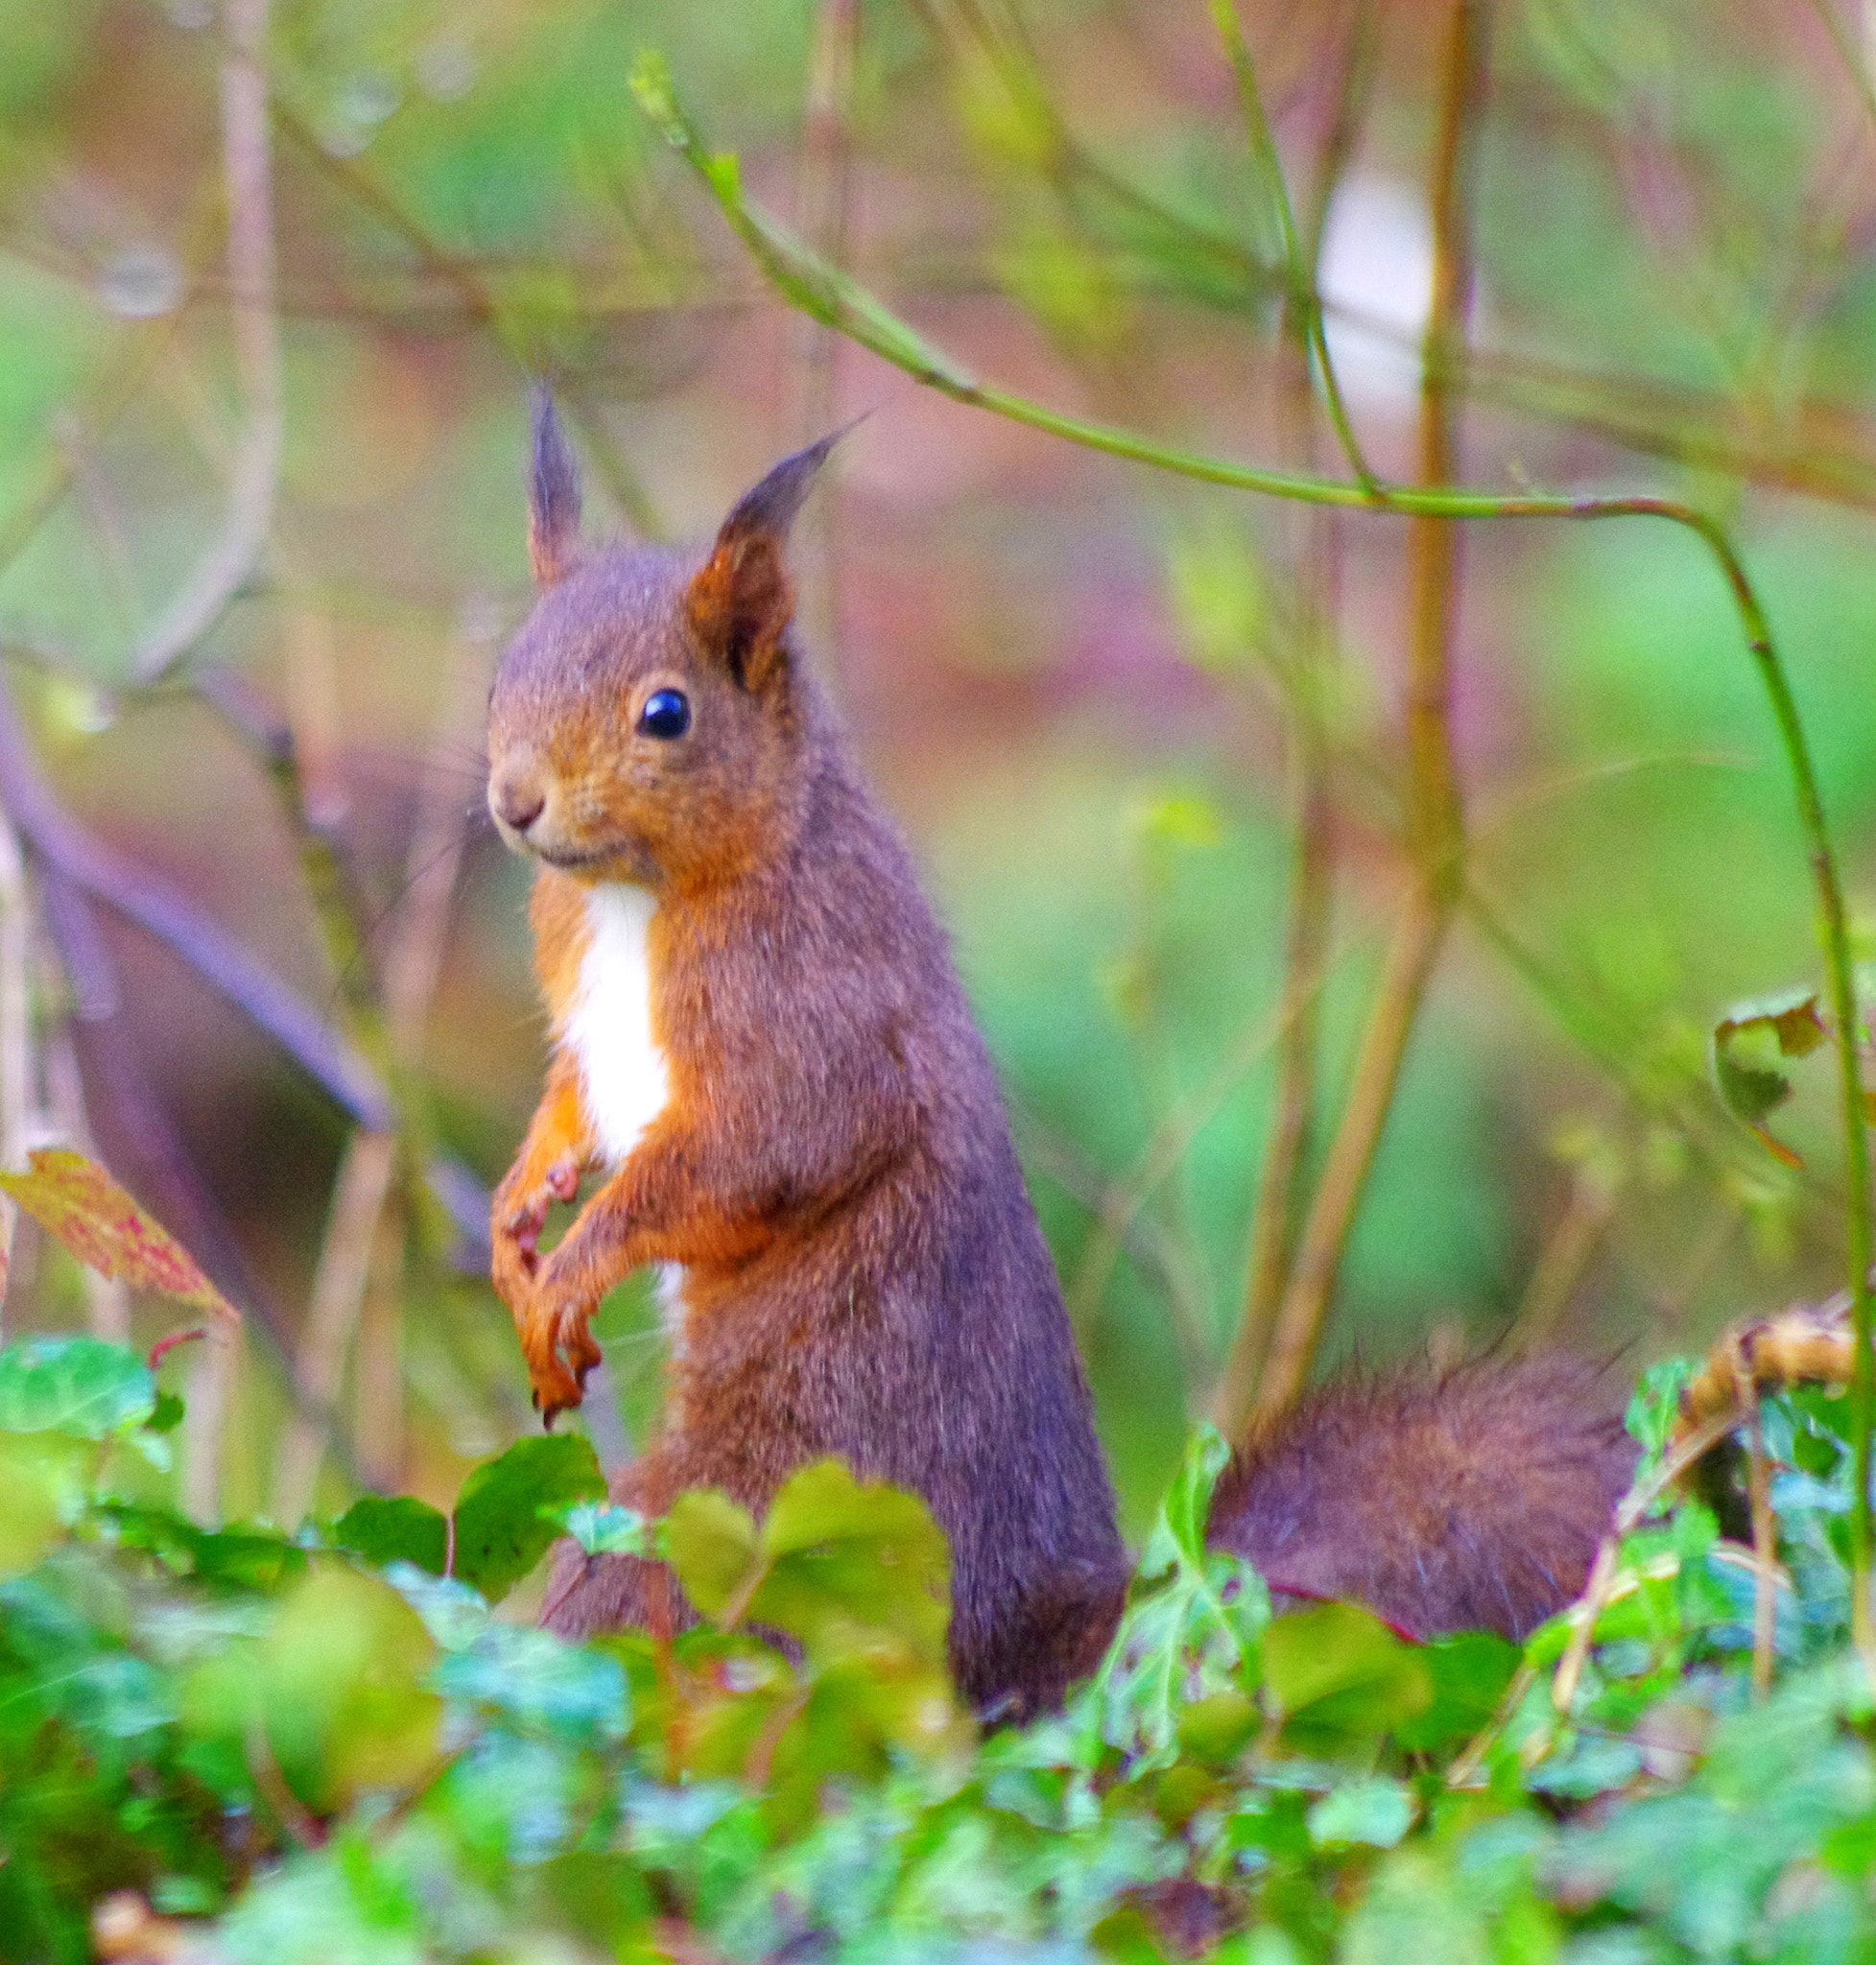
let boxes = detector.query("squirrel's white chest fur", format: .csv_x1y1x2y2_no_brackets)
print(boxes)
560,883,670,1170
558,882,687,1345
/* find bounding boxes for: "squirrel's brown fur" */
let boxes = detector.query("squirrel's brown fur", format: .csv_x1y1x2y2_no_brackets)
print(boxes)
486,399,1629,1713
1207,1357,1636,1641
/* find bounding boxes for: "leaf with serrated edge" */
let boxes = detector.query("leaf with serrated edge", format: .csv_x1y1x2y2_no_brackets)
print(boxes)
0,1149,237,1324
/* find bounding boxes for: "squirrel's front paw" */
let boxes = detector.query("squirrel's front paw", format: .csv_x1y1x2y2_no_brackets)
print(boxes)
517,1288,604,1426
491,1155,584,1281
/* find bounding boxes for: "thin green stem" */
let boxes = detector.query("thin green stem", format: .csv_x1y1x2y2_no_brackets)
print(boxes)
1208,0,1376,489
630,47,1876,1641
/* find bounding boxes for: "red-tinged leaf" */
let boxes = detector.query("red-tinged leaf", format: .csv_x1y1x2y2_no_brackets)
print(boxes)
1713,989,1831,1164
1763,993,1828,1057
0,1149,237,1325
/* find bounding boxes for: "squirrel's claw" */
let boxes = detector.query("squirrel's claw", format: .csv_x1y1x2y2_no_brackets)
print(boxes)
515,1289,602,1426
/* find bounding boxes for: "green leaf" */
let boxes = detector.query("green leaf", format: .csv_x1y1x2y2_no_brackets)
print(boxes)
1626,1356,1700,1460
0,1433,66,1576
187,1564,444,1813
1394,1630,1520,1754
0,1335,155,1438
1176,1689,1260,1764
748,1460,952,1667
662,1487,764,1621
102,1503,307,1593
451,1433,606,1602
1338,1851,1491,1965
534,1852,655,1953
1140,1422,1231,1580
146,1389,185,1433
335,1495,448,1577
1262,1601,1433,1748
1307,1775,1416,1850
559,1500,651,1557
1076,1427,1269,1766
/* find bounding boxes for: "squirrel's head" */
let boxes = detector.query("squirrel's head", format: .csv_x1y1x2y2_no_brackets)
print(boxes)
486,390,837,890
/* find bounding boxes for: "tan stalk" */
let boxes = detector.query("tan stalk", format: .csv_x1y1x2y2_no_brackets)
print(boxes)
1253,0,1490,1419
1745,1384,1777,1698
1505,1154,1623,1356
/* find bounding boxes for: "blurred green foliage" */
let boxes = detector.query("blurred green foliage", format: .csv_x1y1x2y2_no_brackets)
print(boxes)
4,1332,1876,1961
1,0,1872,1533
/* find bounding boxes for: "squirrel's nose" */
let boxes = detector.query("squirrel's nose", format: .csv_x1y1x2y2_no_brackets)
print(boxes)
492,775,546,833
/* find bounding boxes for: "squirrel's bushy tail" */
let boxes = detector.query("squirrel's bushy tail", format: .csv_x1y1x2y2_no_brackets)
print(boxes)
1207,1357,1637,1642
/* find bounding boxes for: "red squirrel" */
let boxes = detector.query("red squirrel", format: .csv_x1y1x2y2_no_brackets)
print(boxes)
485,396,1632,1713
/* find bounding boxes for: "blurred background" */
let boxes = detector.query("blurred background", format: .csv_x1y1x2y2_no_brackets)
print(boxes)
1,0,1873,1539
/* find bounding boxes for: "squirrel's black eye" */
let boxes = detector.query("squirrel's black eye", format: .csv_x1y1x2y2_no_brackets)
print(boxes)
637,688,691,740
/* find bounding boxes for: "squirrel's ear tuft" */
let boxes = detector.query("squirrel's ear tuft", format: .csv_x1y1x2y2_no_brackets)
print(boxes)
685,430,844,691
529,385,582,588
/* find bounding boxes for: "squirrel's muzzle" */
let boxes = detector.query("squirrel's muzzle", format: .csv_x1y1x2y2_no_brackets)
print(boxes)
492,776,545,834
489,751,552,846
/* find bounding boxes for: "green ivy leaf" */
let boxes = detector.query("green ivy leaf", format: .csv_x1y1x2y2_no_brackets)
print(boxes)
1307,1775,1416,1849
103,1503,308,1593
0,1336,155,1438
1263,1601,1433,1750
452,1434,605,1602
662,1488,763,1621
558,1500,651,1557
335,1495,449,1577
1139,1423,1231,1581
1076,1426,1269,1767
748,1460,952,1667
1394,1630,1519,1754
